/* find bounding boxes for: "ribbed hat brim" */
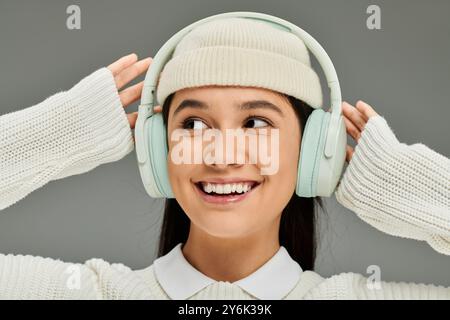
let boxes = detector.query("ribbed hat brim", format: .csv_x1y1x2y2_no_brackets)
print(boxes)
156,46,323,108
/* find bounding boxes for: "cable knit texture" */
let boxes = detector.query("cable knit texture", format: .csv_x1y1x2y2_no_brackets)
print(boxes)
0,68,449,299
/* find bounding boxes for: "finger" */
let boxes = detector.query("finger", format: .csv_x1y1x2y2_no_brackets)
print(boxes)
115,57,152,90
353,102,369,122
346,145,354,163
127,112,139,129
355,100,379,120
154,105,162,113
107,53,138,76
119,81,144,107
342,101,367,131
343,115,361,141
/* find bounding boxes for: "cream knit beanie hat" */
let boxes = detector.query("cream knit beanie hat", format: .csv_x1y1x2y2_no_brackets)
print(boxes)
156,17,323,108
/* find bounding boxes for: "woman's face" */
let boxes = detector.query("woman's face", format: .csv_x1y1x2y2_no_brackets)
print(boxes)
166,86,301,238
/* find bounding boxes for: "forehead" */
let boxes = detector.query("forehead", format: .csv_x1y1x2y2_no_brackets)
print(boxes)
171,85,288,107
168,86,292,118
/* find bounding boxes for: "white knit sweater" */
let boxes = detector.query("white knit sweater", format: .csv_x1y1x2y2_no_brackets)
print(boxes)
0,68,449,299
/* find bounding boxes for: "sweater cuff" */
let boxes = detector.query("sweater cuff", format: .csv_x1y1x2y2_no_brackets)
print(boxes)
55,68,134,179
335,115,450,255
353,115,403,160
335,114,405,195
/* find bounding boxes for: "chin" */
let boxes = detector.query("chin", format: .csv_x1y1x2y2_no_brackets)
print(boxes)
195,213,255,238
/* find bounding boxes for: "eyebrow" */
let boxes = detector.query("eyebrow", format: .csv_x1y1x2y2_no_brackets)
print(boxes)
173,99,284,117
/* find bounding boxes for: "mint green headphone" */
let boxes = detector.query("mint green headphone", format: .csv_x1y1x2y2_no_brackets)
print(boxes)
135,11,347,199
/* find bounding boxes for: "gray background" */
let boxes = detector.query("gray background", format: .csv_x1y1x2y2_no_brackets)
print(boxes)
0,0,449,287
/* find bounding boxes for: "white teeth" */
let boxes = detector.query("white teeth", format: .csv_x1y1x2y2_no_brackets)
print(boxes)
200,182,256,195
224,184,232,194
205,183,213,193
216,184,224,194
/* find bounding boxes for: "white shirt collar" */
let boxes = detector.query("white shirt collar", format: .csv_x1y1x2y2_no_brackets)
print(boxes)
153,243,302,300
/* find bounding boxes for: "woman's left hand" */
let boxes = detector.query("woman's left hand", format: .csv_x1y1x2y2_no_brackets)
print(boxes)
342,100,379,163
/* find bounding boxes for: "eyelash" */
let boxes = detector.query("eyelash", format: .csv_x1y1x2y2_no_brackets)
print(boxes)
180,115,274,129
244,115,274,128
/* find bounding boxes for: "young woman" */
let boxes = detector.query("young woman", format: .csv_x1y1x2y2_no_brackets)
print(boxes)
0,17,449,300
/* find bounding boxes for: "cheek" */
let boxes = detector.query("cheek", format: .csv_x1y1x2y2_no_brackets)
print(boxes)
272,130,300,189
167,152,194,199
167,134,186,196
254,130,299,220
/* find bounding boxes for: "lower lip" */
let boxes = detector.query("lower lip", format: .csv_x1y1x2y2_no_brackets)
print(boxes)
194,183,260,205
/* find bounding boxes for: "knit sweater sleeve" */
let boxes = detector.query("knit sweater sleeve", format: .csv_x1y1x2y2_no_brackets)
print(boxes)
0,67,134,210
0,254,101,299
0,253,155,299
334,115,450,255
303,272,450,299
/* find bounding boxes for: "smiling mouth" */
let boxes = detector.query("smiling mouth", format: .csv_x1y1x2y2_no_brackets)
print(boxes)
194,181,261,196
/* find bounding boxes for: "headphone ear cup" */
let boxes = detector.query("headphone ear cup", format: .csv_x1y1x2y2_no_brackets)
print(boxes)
147,113,175,198
296,109,328,197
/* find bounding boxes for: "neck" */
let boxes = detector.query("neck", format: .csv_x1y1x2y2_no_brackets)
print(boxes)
181,219,281,283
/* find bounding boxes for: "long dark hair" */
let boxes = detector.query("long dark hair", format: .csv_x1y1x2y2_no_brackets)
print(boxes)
157,91,326,271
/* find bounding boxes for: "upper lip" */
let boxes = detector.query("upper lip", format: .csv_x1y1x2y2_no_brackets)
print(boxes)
193,177,262,185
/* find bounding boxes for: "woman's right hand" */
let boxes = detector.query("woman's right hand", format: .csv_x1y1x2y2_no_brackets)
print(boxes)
107,53,162,135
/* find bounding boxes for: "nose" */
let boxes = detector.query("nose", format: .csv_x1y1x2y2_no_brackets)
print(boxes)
210,162,243,170
206,146,245,170
203,128,248,170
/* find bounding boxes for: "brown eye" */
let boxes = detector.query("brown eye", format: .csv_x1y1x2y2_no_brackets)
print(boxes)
244,117,270,128
183,118,208,130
